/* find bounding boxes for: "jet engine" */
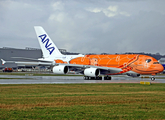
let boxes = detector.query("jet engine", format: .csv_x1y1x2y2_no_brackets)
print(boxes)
53,65,69,74
127,73,140,77
84,68,100,77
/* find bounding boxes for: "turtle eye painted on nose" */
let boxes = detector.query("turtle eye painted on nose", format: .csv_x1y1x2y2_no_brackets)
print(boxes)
146,59,151,63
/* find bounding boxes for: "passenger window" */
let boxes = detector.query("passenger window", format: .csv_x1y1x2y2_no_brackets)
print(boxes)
146,59,151,63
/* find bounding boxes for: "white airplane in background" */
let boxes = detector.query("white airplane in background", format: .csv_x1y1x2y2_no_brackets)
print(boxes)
1,26,164,80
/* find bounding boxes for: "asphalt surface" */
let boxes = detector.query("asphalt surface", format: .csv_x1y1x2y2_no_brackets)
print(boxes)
0,75,165,84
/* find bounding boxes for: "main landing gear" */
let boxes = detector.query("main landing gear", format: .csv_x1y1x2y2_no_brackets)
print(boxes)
84,76,111,80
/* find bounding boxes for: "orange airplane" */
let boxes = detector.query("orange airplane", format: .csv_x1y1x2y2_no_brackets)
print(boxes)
1,26,164,81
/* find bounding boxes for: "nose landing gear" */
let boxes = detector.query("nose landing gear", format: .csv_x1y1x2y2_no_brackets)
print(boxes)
151,76,155,81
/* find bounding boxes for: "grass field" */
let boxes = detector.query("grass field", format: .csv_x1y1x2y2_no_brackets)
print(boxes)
0,83,165,119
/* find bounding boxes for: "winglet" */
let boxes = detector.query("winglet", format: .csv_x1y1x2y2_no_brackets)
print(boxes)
1,59,6,65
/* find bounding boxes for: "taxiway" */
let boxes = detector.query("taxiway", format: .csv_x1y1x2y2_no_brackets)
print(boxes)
0,75,165,84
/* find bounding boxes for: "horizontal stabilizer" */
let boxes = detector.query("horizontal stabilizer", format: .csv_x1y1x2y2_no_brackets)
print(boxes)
11,57,53,62
15,61,55,66
1,58,55,66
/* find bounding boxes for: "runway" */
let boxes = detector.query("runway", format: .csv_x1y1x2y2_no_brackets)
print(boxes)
0,74,165,84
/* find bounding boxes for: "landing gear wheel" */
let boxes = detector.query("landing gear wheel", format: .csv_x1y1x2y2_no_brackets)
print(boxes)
151,77,155,81
108,76,111,80
104,76,111,80
84,76,89,80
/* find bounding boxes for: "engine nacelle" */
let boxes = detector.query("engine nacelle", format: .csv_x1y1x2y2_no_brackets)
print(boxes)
84,68,100,77
127,73,140,77
53,65,69,74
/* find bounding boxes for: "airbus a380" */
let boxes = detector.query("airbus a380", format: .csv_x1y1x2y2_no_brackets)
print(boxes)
1,26,164,81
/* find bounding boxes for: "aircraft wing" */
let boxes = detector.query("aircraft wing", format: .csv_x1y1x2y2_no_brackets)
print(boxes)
93,66,122,74
56,63,122,75
1,58,122,75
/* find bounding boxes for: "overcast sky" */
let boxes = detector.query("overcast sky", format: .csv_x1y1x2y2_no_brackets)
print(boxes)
0,0,165,54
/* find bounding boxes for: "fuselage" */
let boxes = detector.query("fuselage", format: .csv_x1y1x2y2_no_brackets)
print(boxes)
54,54,164,75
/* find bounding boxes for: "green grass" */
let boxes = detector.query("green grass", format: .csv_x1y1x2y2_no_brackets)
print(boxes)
0,83,165,119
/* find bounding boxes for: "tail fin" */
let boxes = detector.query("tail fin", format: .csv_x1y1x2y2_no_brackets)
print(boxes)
1,59,6,65
34,26,62,58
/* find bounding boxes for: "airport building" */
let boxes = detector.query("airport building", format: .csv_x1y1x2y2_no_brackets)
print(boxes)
0,47,79,70
0,47,42,69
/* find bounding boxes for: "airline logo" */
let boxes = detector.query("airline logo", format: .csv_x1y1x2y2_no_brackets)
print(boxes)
38,34,55,55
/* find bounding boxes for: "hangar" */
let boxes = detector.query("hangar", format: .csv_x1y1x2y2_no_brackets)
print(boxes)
0,47,42,69
0,47,79,70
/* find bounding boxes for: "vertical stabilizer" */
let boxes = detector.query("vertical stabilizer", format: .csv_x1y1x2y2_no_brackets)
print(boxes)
34,26,62,58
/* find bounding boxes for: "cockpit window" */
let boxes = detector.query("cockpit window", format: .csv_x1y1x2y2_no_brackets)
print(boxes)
153,62,159,64
146,59,151,63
